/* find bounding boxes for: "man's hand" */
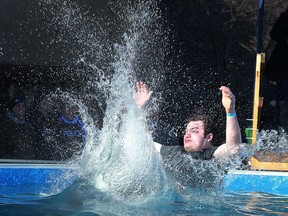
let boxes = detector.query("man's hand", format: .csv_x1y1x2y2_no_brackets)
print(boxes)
219,86,235,114
133,82,153,109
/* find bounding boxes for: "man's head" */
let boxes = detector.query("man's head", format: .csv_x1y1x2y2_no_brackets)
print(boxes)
183,111,214,152
63,103,79,120
9,98,26,118
38,95,53,114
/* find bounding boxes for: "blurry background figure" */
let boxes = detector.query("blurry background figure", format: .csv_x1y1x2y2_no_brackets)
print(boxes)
0,98,38,159
28,94,58,160
54,103,86,161
262,8,288,132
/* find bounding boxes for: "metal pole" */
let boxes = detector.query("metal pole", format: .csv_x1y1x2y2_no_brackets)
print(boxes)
257,0,264,53
251,0,265,145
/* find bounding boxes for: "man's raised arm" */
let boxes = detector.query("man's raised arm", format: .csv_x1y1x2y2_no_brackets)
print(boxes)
214,86,242,158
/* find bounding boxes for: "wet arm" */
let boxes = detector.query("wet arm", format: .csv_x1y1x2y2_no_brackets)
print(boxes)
133,82,163,152
214,86,241,157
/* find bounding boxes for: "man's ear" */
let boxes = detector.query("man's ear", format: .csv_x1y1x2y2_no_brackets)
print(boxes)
206,133,213,142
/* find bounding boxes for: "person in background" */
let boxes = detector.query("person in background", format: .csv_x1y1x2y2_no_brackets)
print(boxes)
263,8,288,132
28,95,58,160
0,98,38,159
54,103,86,160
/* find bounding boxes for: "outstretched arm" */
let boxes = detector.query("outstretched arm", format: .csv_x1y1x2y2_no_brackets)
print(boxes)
133,82,163,153
214,86,242,158
133,81,153,109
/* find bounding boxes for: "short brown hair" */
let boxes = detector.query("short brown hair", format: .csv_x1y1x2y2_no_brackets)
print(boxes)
187,110,214,136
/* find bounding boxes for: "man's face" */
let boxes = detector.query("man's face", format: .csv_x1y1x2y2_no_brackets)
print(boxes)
12,103,26,118
64,105,79,119
183,120,212,152
39,97,53,113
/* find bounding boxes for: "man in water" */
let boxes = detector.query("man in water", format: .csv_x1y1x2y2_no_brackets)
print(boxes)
133,82,242,160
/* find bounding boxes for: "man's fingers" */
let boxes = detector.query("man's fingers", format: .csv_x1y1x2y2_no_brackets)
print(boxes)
219,86,233,97
136,82,141,91
147,91,153,98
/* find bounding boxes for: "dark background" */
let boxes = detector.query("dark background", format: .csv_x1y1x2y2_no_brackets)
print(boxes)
1,0,288,144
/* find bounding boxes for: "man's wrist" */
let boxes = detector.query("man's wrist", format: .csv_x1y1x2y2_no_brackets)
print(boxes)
227,112,236,117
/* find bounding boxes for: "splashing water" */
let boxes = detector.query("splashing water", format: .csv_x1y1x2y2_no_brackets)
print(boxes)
54,0,175,203
82,38,172,203
86,3,176,204
38,0,248,205
257,129,288,153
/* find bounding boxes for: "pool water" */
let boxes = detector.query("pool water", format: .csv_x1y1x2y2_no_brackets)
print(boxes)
0,180,287,216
